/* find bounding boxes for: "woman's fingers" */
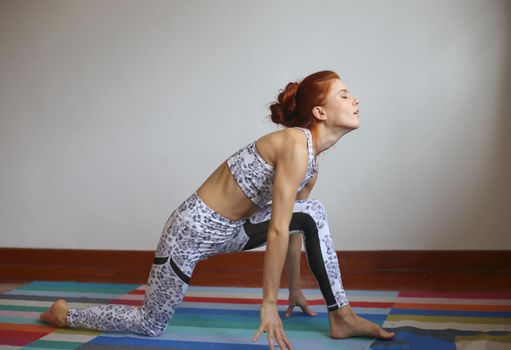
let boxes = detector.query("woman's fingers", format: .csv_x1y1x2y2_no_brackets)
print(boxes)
283,334,293,349
286,301,318,318
252,327,264,342
272,328,284,350
299,303,318,316
285,304,295,318
274,327,293,350
267,332,274,350
255,325,293,350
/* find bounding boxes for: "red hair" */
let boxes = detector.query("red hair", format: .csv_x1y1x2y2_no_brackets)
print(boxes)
269,70,340,150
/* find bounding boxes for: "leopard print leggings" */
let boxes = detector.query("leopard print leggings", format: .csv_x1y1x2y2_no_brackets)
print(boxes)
66,191,349,336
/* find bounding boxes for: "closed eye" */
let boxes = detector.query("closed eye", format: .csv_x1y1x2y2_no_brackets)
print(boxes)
339,90,349,99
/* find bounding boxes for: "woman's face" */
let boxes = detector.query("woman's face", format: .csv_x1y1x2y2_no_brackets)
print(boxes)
320,78,360,130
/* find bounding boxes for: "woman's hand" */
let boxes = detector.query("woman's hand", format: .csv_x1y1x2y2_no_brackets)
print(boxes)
253,301,293,350
285,288,318,318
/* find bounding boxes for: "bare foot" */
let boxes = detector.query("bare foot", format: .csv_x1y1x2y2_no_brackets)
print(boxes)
39,299,69,328
328,305,395,340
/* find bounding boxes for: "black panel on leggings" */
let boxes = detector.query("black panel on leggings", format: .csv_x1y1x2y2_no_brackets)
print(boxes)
153,256,191,285
242,213,340,311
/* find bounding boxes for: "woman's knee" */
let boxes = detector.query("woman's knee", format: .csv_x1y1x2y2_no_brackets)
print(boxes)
143,325,165,337
137,310,169,337
307,199,326,213
293,199,328,231
295,198,325,212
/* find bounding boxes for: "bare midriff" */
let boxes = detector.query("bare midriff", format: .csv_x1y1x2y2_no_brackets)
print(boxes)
195,160,262,221
195,128,304,222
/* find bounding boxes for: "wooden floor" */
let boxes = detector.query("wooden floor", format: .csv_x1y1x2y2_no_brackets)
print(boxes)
2,249,510,292
0,283,23,293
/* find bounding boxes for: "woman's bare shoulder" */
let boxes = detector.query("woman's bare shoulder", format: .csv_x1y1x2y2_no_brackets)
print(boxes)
255,128,308,168
258,127,305,147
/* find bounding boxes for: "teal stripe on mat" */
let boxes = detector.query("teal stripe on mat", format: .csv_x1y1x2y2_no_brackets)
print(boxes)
1,316,45,324
14,281,139,294
24,340,84,349
178,301,392,314
1,304,48,312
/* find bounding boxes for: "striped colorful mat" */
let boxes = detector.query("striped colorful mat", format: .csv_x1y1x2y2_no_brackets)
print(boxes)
1,281,510,349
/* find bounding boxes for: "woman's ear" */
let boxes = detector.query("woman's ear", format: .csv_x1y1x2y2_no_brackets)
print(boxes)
312,106,327,121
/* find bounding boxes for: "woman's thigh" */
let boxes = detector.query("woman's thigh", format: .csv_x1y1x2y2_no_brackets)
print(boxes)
219,199,327,253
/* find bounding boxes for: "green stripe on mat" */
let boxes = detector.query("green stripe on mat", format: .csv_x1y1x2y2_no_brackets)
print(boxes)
169,313,328,332
0,316,45,324
160,324,330,341
0,314,326,332
25,340,85,349
1,305,47,312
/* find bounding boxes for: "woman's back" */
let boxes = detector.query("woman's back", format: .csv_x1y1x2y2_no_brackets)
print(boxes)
196,127,317,221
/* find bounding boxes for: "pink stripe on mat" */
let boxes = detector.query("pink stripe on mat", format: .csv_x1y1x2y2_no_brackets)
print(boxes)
399,291,511,299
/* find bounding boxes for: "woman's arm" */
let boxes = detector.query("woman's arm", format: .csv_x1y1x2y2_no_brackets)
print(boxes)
285,233,302,292
284,173,318,318
286,173,318,291
262,135,308,305
284,233,318,318
253,130,308,350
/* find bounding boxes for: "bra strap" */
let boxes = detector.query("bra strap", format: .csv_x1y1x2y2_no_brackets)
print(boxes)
293,127,313,164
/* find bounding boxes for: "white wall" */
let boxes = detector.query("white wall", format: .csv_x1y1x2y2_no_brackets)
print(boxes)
1,0,509,251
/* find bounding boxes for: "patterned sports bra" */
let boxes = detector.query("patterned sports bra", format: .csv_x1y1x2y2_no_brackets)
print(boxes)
226,127,318,209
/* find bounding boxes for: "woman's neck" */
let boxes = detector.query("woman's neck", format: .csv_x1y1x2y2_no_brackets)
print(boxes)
314,124,354,156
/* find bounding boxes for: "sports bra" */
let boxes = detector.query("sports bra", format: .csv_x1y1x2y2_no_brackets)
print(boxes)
226,127,318,209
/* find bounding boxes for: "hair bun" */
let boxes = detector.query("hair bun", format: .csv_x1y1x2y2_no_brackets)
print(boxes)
267,70,340,130
269,82,299,126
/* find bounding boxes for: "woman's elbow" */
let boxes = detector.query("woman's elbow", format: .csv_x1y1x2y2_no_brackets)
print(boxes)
268,226,289,240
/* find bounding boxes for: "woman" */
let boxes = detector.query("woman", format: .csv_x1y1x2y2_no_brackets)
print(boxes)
40,70,395,349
